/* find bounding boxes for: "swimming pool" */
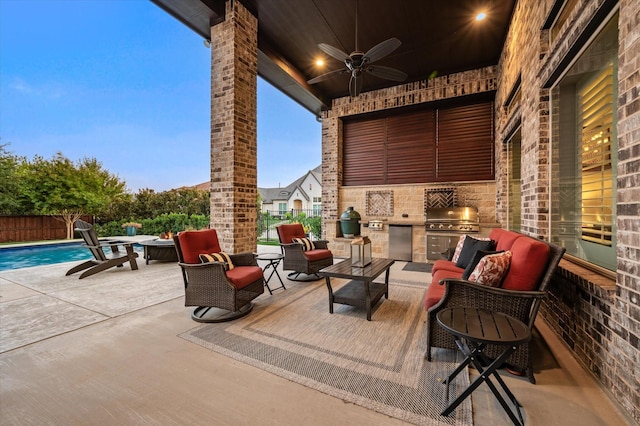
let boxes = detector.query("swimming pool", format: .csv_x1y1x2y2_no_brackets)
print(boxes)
0,242,142,271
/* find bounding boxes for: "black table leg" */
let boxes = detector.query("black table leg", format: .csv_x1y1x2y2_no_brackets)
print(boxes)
442,339,524,426
262,259,286,294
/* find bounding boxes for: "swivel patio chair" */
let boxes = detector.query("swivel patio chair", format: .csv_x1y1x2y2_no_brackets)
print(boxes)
65,219,139,279
173,229,265,323
276,223,333,281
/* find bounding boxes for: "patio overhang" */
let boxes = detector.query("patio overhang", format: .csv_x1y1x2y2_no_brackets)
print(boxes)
151,0,515,117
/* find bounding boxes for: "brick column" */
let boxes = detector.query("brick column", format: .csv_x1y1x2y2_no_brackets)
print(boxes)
321,114,341,243
210,0,257,253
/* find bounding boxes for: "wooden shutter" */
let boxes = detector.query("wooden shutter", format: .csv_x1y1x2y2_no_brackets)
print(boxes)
436,102,494,181
343,119,386,186
386,110,436,184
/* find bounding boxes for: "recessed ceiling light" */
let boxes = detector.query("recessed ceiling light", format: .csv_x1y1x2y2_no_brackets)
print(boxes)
316,59,324,66
476,11,487,21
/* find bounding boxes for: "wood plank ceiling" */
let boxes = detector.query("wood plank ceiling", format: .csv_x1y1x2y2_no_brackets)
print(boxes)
152,0,515,115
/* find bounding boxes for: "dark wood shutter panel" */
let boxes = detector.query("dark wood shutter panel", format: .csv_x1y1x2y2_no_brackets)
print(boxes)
343,119,386,186
386,110,435,183
342,100,494,186
437,102,494,181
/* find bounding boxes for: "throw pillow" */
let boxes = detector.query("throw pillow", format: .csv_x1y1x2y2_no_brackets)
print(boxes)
450,235,466,263
292,237,315,251
199,252,235,270
468,251,512,287
462,250,502,280
455,236,496,268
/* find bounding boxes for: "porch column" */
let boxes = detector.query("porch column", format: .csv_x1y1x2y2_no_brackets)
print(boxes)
210,0,258,253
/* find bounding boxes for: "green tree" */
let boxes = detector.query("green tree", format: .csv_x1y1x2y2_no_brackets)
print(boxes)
0,144,24,214
17,152,128,239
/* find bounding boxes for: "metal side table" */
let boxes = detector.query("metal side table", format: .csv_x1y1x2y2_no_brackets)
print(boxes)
437,307,531,426
256,252,286,294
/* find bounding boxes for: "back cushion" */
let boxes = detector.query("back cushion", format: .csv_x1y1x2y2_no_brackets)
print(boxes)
278,224,305,244
501,237,550,291
178,229,221,264
495,231,522,252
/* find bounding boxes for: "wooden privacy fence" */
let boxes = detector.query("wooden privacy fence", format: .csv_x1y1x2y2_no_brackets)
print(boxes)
0,215,93,243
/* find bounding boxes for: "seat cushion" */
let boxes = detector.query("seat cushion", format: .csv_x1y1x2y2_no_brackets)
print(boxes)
225,265,264,289
431,259,464,275
501,237,550,291
304,248,332,261
424,268,463,310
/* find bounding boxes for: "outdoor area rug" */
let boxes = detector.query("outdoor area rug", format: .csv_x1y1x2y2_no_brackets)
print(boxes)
179,279,472,425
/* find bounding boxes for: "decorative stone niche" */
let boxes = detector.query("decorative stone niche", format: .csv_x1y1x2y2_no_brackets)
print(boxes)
366,191,394,217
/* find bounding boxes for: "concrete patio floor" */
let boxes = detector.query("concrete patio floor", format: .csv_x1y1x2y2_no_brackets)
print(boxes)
0,245,632,425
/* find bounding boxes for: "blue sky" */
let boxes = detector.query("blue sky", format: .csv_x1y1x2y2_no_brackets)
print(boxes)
0,0,321,192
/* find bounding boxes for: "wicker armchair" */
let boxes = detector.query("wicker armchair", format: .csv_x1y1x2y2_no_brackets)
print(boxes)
276,223,333,281
426,237,565,383
173,229,264,323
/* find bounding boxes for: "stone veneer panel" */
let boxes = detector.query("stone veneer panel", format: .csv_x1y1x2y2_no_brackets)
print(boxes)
495,0,640,421
210,1,258,253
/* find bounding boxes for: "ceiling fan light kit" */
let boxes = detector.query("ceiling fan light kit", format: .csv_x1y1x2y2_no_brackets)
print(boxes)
307,0,407,98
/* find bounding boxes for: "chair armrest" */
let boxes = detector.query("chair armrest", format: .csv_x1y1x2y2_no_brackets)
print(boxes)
177,261,236,289
83,240,135,250
280,242,310,262
311,240,330,249
432,277,546,327
229,252,258,266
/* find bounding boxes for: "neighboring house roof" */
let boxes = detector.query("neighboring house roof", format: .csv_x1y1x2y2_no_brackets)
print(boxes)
259,165,321,204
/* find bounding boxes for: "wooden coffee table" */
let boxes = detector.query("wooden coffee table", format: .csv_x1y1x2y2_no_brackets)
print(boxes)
319,258,395,321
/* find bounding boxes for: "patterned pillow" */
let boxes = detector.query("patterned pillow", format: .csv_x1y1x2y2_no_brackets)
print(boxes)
199,252,235,270
451,235,492,263
468,251,512,287
292,237,315,251
462,250,502,280
450,235,466,263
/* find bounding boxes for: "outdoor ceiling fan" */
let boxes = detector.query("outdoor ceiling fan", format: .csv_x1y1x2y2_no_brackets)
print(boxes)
307,0,408,97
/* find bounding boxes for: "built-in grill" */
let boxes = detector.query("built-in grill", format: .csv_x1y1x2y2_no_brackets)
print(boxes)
425,207,480,233
425,207,480,260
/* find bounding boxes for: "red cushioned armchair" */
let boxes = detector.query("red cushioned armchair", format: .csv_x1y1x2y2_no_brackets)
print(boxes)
173,229,264,322
276,223,333,281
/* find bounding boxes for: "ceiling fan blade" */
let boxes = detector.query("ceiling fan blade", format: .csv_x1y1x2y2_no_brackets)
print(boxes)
318,43,350,62
366,65,408,82
307,69,347,84
363,37,401,63
349,73,363,97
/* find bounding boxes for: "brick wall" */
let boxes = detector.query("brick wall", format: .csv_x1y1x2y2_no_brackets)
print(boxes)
495,0,640,421
320,0,639,420
321,67,499,259
210,0,258,253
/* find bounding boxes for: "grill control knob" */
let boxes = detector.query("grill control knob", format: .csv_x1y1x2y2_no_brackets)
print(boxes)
438,224,444,230
429,224,435,229
447,224,453,229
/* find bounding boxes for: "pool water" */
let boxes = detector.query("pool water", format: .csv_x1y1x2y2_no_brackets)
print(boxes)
0,242,142,271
